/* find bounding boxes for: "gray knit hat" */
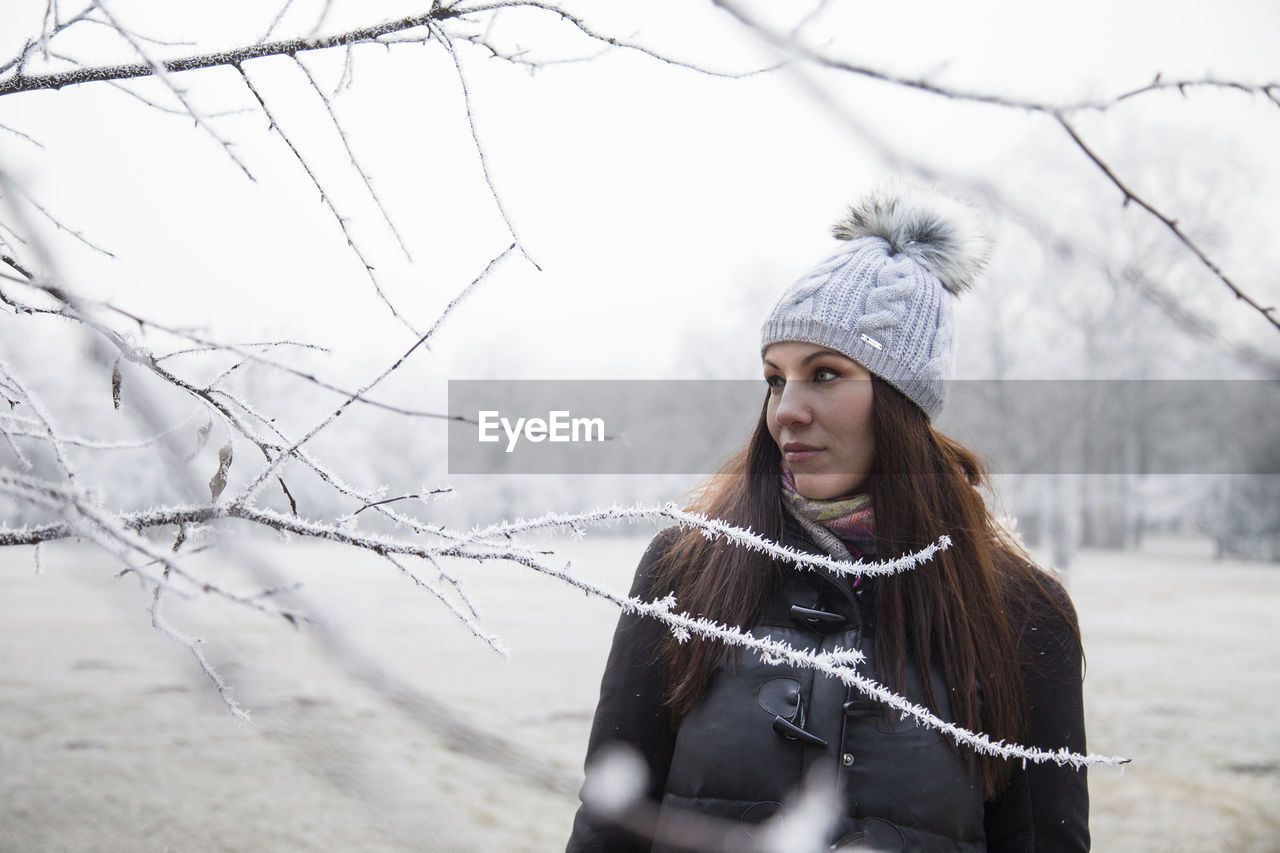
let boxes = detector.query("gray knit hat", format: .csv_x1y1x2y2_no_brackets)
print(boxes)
760,183,991,419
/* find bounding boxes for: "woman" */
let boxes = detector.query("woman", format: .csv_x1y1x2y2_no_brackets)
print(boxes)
567,185,1089,852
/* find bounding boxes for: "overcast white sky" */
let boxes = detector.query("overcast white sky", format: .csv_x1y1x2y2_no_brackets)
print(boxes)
2,0,1277,391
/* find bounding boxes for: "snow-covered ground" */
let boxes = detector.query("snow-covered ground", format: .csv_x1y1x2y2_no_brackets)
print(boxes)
1,533,1276,851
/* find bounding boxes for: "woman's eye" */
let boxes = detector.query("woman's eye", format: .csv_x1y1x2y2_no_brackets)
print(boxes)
814,368,839,382
765,374,784,389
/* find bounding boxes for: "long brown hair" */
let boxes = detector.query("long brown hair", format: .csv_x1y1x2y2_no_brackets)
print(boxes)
650,376,1076,798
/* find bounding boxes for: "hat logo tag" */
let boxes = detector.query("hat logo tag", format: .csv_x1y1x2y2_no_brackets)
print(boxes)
860,333,883,351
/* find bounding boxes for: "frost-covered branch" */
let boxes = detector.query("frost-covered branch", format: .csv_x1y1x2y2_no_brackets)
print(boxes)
291,56,412,261
463,502,952,580
709,0,1280,333
151,584,251,721
1055,113,1278,330
233,243,516,506
463,523,1128,769
92,0,254,180
430,22,537,268
0,9,458,96
236,63,417,332
3,2,1272,334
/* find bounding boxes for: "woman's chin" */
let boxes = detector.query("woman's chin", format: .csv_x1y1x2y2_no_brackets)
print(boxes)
793,473,864,501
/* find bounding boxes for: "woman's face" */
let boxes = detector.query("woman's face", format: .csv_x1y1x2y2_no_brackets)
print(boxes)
763,341,875,500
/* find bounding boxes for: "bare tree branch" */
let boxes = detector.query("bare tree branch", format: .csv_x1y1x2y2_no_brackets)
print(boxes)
453,0,781,78
5,178,115,257
1056,113,1279,331
256,0,299,45
91,0,255,180
708,0,1280,333
236,63,419,333
0,4,95,76
234,243,517,506
292,56,413,261
430,22,538,269
0,120,42,147
0,9,461,95
1109,74,1280,109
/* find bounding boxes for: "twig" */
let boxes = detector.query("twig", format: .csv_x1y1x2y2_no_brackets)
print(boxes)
706,0,1280,333
151,584,250,720
307,0,338,39
1,407,201,450
0,120,43,148
452,1,780,79
100,74,252,118
381,552,508,656
0,9,461,96
1109,74,1280,109
257,0,299,45
0,357,79,483
465,532,1130,769
445,31,609,69
233,243,516,506
154,339,325,363
429,22,539,270
91,0,255,181
73,13,197,48
40,1,59,61
236,64,417,333
292,56,413,261
351,489,453,515
462,502,952,581
8,179,115,258
0,5,95,77
1056,113,1279,332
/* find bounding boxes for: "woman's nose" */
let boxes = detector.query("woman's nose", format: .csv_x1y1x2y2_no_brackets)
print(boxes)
773,382,812,426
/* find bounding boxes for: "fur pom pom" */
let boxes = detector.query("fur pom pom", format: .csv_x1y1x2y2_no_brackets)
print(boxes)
831,183,991,295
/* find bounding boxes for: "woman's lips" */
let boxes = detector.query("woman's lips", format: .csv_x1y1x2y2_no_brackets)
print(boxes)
783,442,822,463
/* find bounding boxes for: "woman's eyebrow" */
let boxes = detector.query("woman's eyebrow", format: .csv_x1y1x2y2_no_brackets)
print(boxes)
802,349,846,365
762,349,848,371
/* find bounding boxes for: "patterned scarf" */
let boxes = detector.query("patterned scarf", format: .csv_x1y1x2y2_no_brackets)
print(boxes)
780,464,877,562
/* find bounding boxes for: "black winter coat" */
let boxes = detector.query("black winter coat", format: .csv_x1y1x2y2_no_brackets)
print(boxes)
566,526,1090,852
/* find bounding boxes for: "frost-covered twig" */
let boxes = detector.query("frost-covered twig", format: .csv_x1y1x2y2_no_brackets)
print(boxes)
446,31,610,69
709,0,1280,334
463,502,950,580
154,339,324,363
1054,113,1278,331
0,466,1130,769
430,22,538,270
0,10,454,95
1,407,200,450
468,539,1128,769
256,0,298,45
0,119,42,147
0,357,79,483
452,1,780,79
0,471,304,625
292,56,412,261
6,183,115,258
92,0,254,180
233,243,516,506
236,64,417,334
382,552,508,657
151,584,251,721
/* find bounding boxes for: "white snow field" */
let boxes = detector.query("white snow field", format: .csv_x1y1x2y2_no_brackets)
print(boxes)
1,532,1277,852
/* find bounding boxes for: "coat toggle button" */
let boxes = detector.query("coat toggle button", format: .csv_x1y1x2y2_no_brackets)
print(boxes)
789,604,844,626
